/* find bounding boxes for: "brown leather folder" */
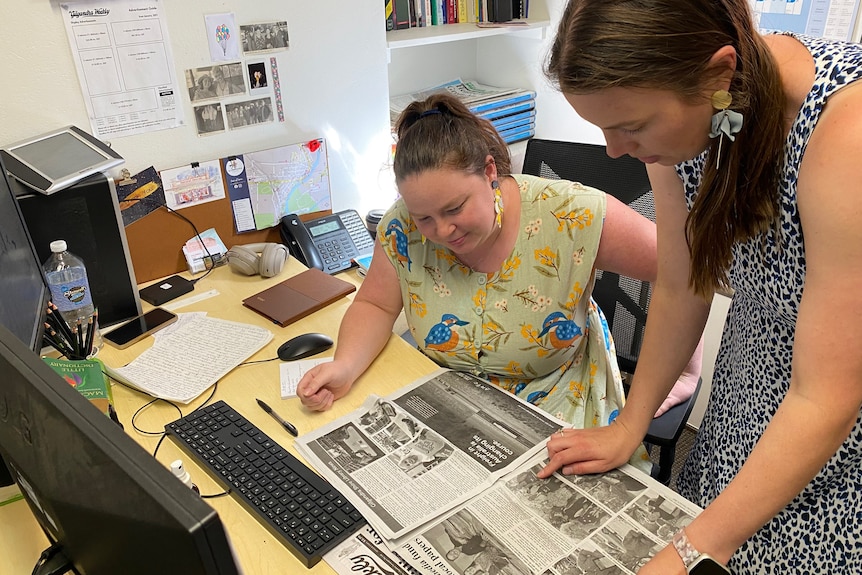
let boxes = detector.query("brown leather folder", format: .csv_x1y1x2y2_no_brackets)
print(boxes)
241,268,356,327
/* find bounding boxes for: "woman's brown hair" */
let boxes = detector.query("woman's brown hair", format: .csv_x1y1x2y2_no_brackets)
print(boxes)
393,92,511,183
545,0,785,296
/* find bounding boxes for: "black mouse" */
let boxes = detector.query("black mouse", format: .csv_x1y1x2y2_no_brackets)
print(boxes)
277,332,334,361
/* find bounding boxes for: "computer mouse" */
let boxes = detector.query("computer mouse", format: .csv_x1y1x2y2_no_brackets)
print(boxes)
277,332,334,361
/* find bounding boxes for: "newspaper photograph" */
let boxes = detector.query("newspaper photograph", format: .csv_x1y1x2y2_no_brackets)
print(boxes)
394,454,703,575
295,369,566,540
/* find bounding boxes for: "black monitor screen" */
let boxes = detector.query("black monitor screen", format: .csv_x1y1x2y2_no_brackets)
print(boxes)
0,325,241,575
0,156,48,351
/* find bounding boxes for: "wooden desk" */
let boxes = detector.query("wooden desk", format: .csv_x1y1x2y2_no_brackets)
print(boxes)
0,259,438,574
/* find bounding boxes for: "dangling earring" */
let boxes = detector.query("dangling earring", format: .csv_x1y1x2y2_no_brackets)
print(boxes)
709,89,744,168
492,180,504,229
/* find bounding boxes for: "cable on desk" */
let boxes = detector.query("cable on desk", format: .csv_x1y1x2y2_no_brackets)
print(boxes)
238,356,279,365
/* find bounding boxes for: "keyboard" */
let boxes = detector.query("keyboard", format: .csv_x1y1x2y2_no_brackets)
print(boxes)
165,400,366,568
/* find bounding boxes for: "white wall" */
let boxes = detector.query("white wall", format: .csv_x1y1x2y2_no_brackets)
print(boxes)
1,0,397,218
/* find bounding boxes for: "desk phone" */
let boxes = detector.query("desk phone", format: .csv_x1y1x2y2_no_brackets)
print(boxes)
280,210,374,274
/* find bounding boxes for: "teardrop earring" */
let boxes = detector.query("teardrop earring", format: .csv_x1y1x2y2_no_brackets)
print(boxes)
708,89,744,168
492,180,504,229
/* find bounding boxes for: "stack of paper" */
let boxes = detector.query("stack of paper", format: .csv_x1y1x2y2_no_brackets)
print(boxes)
390,78,536,144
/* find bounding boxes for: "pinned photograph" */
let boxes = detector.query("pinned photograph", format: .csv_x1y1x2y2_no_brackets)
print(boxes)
185,63,245,102
246,61,269,93
225,97,274,129
240,21,289,54
193,103,225,136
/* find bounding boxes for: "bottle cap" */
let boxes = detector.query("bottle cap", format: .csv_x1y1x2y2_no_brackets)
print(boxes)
50,240,67,253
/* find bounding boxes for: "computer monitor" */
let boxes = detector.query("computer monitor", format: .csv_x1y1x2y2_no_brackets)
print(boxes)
0,155,49,353
0,324,241,575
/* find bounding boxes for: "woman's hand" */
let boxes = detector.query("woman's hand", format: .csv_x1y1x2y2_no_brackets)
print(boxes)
537,420,642,478
296,361,356,411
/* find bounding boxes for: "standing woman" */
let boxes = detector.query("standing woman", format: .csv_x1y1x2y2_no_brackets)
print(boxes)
539,0,862,573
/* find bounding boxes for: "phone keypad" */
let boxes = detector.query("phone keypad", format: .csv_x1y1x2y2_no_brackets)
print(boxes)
340,212,374,253
314,212,374,273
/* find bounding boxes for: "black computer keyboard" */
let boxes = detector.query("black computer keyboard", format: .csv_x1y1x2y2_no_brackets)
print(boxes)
165,400,366,568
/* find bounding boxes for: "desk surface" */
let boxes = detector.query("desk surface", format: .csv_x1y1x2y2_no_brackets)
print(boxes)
0,259,438,574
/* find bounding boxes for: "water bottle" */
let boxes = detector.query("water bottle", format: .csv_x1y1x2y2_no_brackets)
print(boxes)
43,240,102,355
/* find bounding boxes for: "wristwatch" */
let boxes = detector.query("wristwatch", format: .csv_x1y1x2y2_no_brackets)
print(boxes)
672,529,732,574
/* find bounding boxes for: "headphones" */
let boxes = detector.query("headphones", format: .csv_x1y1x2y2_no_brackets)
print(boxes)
225,243,289,278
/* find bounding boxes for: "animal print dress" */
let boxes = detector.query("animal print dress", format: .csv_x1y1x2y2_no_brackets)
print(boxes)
676,34,862,573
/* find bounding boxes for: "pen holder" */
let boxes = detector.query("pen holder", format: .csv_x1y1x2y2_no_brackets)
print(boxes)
43,305,102,360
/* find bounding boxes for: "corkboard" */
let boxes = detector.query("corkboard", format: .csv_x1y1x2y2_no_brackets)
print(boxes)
124,198,329,283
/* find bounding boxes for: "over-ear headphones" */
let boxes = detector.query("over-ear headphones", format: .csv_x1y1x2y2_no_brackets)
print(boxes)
225,243,289,278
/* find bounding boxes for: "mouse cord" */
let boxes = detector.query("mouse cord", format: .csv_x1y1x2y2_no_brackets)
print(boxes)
238,357,279,365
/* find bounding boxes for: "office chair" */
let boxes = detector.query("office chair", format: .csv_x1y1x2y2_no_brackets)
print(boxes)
521,138,702,485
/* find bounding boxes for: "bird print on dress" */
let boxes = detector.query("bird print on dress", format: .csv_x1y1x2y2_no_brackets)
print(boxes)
424,313,469,352
538,311,583,349
384,218,412,271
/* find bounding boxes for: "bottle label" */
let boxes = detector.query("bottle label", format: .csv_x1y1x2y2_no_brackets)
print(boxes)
46,273,93,313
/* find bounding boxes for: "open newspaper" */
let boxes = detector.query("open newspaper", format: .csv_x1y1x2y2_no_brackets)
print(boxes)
297,369,703,575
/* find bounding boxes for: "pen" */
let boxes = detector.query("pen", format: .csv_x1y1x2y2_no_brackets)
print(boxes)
256,398,298,437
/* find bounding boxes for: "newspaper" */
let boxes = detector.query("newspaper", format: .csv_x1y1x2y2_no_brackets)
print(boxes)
297,369,702,575
389,78,527,124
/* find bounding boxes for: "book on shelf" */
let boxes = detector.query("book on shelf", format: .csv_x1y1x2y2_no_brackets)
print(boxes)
385,0,395,31
299,369,703,575
468,89,535,114
43,357,115,419
390,78,534,125
394,0,411,29
499,122,535,144
478,98,536,121
491,107,536,131
496,118,535,136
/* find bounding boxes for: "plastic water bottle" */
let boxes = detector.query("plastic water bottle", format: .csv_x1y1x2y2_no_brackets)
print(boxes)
43,240,101,354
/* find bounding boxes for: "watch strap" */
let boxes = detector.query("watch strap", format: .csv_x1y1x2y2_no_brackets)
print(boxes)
672,528,701,569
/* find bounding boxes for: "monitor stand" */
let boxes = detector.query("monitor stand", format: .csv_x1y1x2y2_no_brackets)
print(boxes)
33,542,75,575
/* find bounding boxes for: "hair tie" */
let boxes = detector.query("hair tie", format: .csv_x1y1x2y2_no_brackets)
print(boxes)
419,109,442,119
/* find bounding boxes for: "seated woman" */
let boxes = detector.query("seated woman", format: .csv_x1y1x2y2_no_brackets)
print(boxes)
297,93,700,472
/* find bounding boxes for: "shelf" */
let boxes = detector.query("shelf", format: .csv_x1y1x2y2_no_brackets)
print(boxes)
386,20,549,50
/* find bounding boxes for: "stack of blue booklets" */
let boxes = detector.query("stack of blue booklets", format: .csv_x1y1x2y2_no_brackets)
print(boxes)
390,79,536,144
472,93,536,144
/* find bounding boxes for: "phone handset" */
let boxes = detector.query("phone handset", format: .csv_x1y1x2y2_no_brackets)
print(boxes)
279,214,325,271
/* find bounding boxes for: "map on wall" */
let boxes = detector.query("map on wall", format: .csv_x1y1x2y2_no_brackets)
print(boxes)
750,0,860,40
222,138,332,233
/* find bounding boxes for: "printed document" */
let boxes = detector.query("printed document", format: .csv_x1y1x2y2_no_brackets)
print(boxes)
61,0,184,138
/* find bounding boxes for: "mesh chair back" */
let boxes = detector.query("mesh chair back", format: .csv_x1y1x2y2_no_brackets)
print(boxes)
521,139,654,374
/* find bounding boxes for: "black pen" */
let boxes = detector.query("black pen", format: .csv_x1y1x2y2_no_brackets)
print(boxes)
256,398,298,437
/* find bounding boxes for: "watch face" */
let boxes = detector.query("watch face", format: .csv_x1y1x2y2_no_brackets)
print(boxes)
689,555,732,575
